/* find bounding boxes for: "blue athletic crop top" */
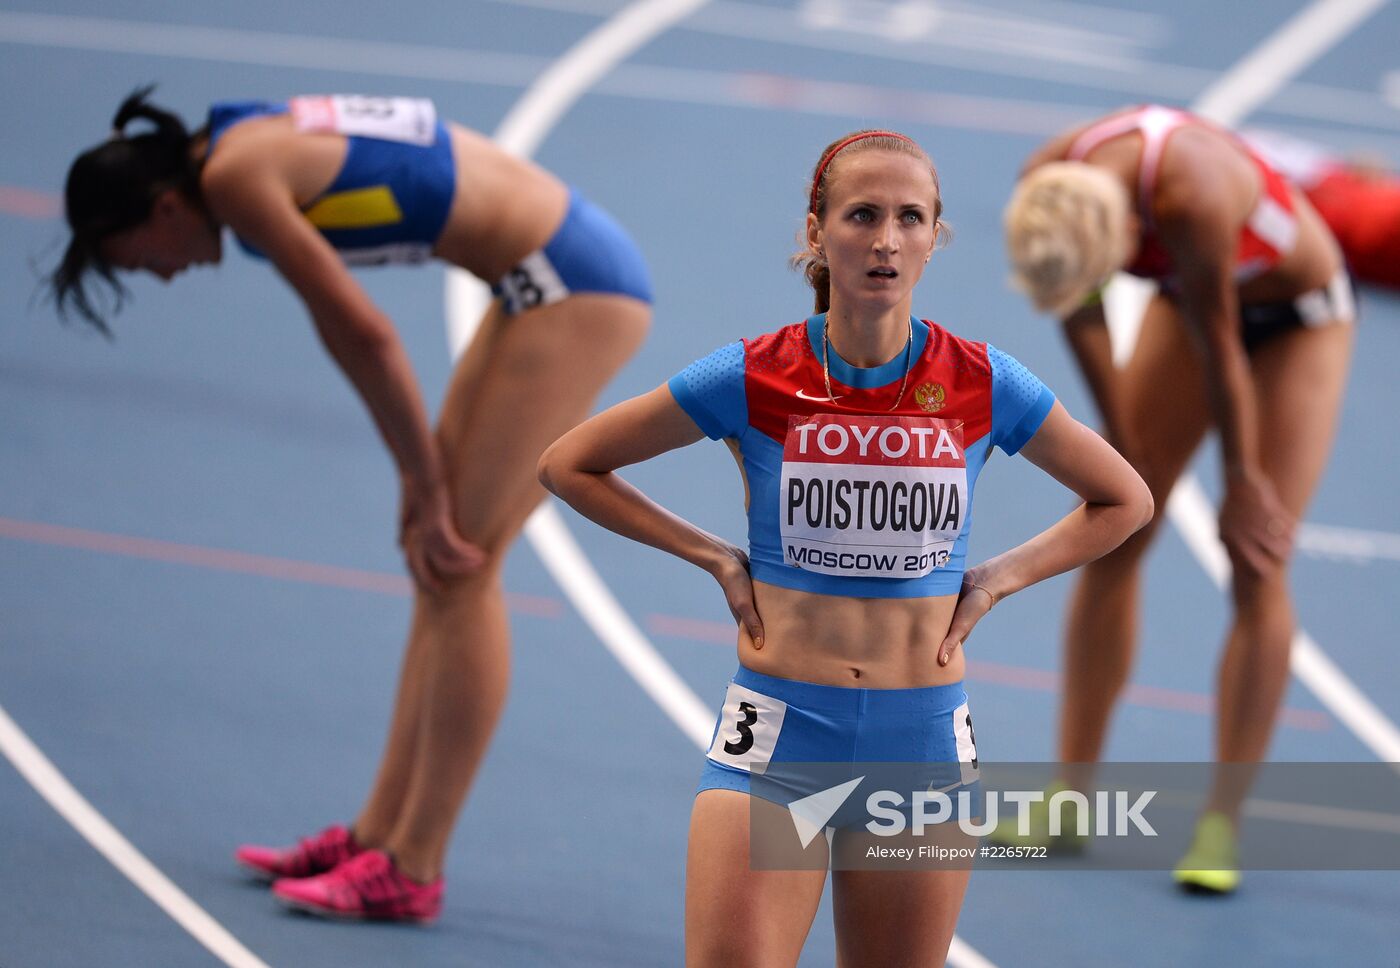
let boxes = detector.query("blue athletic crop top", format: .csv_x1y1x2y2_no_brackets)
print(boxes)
205,97,455,266
668,315,1056,599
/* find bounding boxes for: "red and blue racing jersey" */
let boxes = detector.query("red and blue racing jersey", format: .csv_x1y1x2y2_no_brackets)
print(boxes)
668,314,1055,599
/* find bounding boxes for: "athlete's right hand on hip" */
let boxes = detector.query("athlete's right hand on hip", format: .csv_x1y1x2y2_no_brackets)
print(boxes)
711,545,765,650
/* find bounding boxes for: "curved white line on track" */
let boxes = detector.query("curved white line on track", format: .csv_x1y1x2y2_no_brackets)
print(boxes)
446,0,718,748
525,503,716,747
490,0,713,158
0,706,272,968
1107,0,1400,765
1192,0,1390,125
445,2,997,966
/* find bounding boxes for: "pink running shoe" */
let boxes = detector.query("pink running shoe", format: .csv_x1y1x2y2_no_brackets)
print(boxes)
235,825,361,882
271,850,443,923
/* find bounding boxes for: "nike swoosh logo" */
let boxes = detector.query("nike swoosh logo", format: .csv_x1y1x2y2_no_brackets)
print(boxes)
928,777,969,796
795,389,843,401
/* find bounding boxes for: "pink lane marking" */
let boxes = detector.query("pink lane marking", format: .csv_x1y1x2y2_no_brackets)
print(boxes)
963,659,1060,692
505,591,566,618
0,516,562,618
647,613,734,644
1125,682,1331,732
0,186,61,220
645,615,1332,732
0,513,1335,731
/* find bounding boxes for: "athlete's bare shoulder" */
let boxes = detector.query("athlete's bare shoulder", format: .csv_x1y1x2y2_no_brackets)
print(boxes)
202,115,344,208
1022,124,1092,175
1153,125,1256,224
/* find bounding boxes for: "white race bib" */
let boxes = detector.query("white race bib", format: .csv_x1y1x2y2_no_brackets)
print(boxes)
706,682,787,775
953,700,980,786
290,95,437,146
779,413,967,579
496,250,570,314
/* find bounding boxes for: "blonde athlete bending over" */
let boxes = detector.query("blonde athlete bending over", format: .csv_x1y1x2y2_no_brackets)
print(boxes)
53,89,651,922
541,129,1150,967
1002,104,1355,893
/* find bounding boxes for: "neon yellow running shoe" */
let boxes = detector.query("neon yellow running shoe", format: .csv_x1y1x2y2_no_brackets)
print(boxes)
1173,811,1241,895
986,781,1090,854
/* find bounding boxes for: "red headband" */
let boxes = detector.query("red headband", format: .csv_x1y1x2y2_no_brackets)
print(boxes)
809,130,917,213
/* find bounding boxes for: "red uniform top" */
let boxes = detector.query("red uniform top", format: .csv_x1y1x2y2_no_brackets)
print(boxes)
1066,105,1299,284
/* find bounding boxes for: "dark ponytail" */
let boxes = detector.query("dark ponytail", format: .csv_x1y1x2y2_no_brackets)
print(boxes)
49,86,201,334
803,261,833,315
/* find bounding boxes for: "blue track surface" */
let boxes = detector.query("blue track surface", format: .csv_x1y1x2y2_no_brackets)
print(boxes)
3,1,1399,965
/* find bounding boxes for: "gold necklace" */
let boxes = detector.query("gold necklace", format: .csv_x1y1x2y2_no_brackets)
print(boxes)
822,315,915,412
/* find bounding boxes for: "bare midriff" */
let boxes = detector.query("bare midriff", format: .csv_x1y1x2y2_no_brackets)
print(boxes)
734,579,965,689
204,117,571,283
431,124,571,283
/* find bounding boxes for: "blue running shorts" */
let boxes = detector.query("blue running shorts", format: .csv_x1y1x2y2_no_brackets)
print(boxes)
698,666,981,828
492,187,653,314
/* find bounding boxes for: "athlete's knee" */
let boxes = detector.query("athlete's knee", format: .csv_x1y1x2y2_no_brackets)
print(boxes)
426,545,508,598
460,539,512,580
1231,556,1291,600
1230,568,1293,637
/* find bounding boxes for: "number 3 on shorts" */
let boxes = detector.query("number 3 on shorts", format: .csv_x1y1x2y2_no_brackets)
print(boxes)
706,682,787,774
953,700,979,785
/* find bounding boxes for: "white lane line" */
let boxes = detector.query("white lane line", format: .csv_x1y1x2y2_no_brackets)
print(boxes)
1167,484,1400,763
1105,0,1400,767
1192,0,1391,125
1164,478,1230,586
0,10,543,86
1242,796,1400,835
444,0,724,753
493,0,1400,131
1297,522,1400,564
1153,789,1400,835
445,1,997,965
492,0,712,156
0,705,272,968
1290,633,1400,762
7,11,1400,137
525,505,715,747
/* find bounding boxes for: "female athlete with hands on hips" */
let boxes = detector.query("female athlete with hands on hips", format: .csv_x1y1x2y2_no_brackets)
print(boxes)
52,89,652,922
540,130,1151,966
1001,105,1355,893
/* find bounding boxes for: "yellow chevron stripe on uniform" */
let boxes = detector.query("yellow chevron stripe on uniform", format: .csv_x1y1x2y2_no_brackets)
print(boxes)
304,185,403,229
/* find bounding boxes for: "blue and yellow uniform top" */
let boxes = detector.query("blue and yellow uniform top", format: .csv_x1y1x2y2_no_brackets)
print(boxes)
205,96,455,266
669,315,1055,599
